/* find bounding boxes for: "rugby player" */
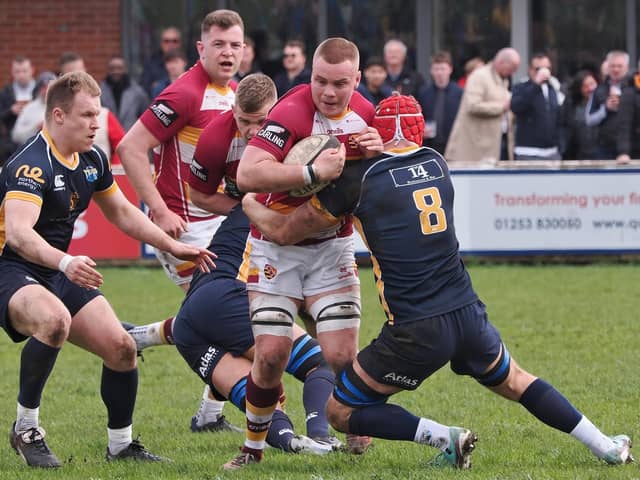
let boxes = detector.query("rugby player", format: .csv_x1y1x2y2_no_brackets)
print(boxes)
0,71,214,468
173,205,341,454
242,92,634,469
223,37,384,470
117,8,245,432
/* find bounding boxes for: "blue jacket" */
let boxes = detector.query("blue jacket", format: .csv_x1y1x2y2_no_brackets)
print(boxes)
511,80,561,149
416,82,462,151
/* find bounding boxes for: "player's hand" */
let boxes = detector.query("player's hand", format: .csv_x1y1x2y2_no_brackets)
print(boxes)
170,242,217,273
355,127,384,158
616,154,631,165
313,143,346,182
63,255,103,289
152,207,187,239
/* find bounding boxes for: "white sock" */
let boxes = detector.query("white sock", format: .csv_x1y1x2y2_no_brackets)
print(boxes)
570,416,614,458
128,321,165,349
414,417,451,451
194,385,225,426
16,403,39,432
107,424,133,455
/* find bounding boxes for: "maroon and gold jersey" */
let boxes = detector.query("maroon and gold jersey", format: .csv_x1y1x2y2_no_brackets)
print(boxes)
140,61,236,222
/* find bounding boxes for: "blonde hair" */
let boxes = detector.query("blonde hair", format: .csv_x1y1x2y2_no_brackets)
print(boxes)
236,73,277,113
45,71,100,121
313,37,359,68
201,9,244,35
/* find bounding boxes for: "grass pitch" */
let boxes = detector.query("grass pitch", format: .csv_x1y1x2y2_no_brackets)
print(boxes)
0,264,637,479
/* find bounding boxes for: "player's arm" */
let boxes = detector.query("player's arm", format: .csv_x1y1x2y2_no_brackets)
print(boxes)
190,189,239,216
93,185,216,272
237,144,346,193
116,119,187,237
242,193,337,245
4,198,103,288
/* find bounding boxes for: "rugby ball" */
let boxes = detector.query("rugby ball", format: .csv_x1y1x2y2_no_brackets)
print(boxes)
283,134,340,197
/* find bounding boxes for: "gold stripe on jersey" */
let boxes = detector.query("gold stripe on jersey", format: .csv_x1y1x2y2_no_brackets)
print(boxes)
353,216,394,324
5,190,43,207
309,195,340,223
176,261,196,273
177,125,203,146
207,83,233,95
41,129,79,170
0,200,6,253
93,182,119,197
237,238,253,283
326,107,351,121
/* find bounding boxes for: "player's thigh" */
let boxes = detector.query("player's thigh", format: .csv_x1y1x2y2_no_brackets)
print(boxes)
7,284,70,340
210,353,253,399
302,237,359,298
67,295,136,368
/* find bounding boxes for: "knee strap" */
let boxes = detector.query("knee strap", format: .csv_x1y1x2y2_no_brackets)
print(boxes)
476,343,511,387
333,363,387,408
285,334,324,381
229,376,248,412
308,293,361,334
250,295,296,338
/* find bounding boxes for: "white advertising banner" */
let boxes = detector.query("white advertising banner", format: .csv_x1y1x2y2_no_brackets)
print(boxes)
451,169,640,254
353,168,640,256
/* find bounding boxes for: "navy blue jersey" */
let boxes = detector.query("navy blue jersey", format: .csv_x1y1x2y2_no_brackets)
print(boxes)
187,205,250,294
316,147,477,324
0,131,115,277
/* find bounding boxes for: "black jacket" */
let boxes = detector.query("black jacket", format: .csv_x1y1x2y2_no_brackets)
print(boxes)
416,81,463,152
511,80,561,150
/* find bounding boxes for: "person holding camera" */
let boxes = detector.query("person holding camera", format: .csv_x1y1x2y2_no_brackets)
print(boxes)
511,53,562,161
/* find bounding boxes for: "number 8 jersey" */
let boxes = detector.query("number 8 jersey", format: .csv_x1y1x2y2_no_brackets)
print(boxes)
313,146,478,325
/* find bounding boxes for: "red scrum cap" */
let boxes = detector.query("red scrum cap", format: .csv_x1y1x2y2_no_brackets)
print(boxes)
372,92,424,146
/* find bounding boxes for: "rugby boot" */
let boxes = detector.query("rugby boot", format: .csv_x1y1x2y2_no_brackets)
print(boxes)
190,414,243,433
601,434,634,465
105,438,165,462
289,434,335,455
9,422,61,468
431,427,477,469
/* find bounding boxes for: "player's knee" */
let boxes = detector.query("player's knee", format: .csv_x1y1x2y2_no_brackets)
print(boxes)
254,344,290,378
326,396,350,432
285,334,325,381
309,294,361,335
106,331,137,369
39,307,71,346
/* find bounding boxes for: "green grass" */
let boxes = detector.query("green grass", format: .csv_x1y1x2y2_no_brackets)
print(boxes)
1,265,638,479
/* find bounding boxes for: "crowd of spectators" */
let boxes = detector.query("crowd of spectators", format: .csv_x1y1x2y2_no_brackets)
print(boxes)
1,27,639,167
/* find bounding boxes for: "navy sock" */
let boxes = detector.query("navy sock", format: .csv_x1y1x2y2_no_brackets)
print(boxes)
266,410,295,451
348,403,420,441
303,366,334,438
101,365,138,429
18,337,60,408
519,378,582,433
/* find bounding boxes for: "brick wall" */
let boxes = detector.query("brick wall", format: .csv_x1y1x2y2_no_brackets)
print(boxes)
0,0,121,86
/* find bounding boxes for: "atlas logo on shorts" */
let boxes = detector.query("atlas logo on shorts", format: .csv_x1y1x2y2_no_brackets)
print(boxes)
149,100,178,127
198,346,220,377
264,264,278,280
383,372,418,388
256,121,289,150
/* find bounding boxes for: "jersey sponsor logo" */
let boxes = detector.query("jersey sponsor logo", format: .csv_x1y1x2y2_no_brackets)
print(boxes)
263,263,278,280
15,165,45,184
256,121,289,150
149,100,178,127
390,158,444,187
190,158,208,182
383,372,418,388
198,345,219,377
83,166,98,183
24,275,38,284
53,174,66,192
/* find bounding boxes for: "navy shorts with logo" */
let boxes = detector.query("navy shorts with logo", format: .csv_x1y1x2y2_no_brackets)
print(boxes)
0,261,102,342
173,278,254,385
358,300,503,390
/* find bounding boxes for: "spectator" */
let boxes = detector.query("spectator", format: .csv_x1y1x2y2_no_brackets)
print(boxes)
587,50,630,159
511,53,562,160
417,51,463,154
11,71,56,145
356,56,392,106
616,61,640,163
100,55,150,131
273,40,311,97
445,48,520,163
457,57,485,89
233,36,261,83
382,38,424,96
59,52,125,164
0,56,36,164
560,70,600,160
150,49,188,99
141,26,182,97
